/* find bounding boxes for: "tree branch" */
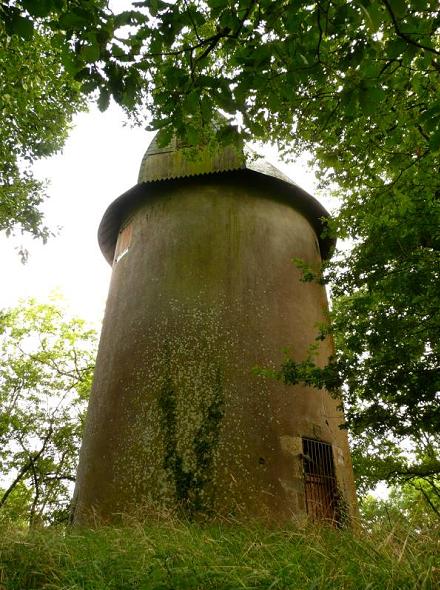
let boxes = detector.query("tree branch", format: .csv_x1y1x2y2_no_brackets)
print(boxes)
0,424,54,511
0,461,32,508
412,483,440,519
382,0,440,57
183,0,202,43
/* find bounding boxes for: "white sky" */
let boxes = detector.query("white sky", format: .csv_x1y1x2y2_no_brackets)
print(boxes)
1,102,334,328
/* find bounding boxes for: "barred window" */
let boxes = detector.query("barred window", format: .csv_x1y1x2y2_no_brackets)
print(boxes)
302,438,340,524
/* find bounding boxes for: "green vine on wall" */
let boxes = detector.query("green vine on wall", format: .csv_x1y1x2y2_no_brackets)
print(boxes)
192,367,224,513
158,358,224,516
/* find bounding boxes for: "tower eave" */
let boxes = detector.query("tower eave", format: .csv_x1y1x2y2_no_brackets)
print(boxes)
98,169,336,266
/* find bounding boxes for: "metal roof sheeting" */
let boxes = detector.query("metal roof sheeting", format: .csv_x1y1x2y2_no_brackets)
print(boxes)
137,133,301,190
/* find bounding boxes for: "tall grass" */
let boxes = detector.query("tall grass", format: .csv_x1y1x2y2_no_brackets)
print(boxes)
0,517,438,589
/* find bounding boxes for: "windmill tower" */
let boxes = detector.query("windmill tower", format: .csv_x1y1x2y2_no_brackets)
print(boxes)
73,135,357,524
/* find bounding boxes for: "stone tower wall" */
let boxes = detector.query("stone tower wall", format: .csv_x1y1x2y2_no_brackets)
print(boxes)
73,174,357,524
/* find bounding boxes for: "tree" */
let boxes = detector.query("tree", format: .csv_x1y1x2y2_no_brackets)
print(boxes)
1,1,438,493
0,298,96,525
0,3,85,241
360,480,440,532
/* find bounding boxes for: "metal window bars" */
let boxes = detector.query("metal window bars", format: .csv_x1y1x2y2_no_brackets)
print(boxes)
302,437,340,525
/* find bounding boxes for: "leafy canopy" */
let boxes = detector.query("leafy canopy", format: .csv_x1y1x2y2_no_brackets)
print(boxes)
0,297,97,526
0,9,85,240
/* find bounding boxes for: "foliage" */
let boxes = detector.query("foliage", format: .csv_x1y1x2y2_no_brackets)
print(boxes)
0,4,85,240
350,426,439,507
360,484,440,532
273,257,440,498
0,518,438,589
6,0,435,156
3,1,438,198
0,298,96,526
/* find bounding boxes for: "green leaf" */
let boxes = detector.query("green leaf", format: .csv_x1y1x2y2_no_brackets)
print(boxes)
80,78,99,94
121,74,138,109
388,0,407,18
114,10,145,28
97,87,110,112
429,128,440,151
149,35,163,55
80,43,101,63
150,0,159,17
419,102,440,124
206,0,228,8
0,299,96,524
49,32,64,50
200,96,213,121
59,12,89,30
216,124,238,144
183,91,200,113
9,15,34,40
360,86,386,112
386,38,407,59
60,48,82,75
111,44,129,59
219,12,241,31
216,84,235,112
286,11,301,34
156,127,174,148
358,3,382,34
73,67,91,82
334,4,349,27
22,0,54,18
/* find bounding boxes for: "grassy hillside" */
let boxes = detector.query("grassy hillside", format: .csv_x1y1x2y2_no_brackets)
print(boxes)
0,518,438,589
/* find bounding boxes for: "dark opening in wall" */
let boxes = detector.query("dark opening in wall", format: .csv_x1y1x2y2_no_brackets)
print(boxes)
302,437,340,524
114,222,133,264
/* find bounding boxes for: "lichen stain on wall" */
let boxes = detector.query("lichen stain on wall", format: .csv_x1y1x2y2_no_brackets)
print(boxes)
110,301,231,517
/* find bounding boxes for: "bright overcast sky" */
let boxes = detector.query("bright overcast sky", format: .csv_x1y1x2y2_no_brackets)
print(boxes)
1,102,334,327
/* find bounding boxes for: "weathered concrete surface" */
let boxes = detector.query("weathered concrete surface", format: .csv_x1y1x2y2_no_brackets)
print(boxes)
73,172,357,524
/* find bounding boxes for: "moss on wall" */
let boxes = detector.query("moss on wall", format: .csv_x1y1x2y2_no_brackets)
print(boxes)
158,344,224,516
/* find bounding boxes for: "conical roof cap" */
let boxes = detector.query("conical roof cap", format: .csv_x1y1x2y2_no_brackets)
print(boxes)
138,132,302,189
138,133,243,182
